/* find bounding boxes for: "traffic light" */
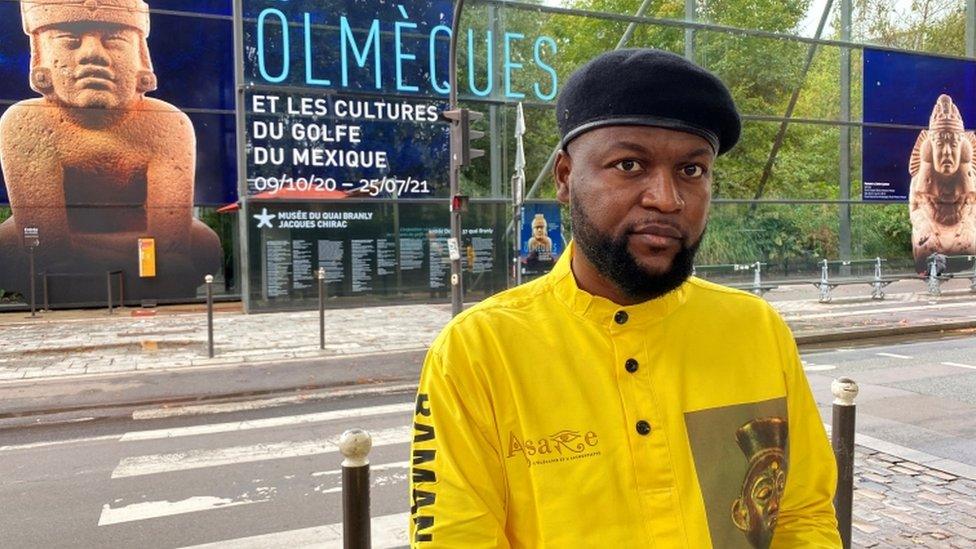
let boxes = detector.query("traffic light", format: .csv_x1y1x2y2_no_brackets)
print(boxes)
442,108,485,167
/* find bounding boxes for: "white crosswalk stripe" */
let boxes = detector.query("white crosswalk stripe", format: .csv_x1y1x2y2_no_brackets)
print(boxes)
111,426,411,478
98,400,416,547
177,511,410,549
121,402,414,441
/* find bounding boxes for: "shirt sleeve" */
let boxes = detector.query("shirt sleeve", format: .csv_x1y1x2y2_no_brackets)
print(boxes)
409,344,510,548
772,330,842,548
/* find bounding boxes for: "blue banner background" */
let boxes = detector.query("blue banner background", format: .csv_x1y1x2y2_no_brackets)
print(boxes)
862,48,976,201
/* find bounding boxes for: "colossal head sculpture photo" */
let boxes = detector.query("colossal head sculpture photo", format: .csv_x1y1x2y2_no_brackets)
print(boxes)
526,213,553,254
908,94,976,272
0,0,221,302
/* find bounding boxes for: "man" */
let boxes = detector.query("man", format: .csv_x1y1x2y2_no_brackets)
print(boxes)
526,213,554,254
908,94,976,273
410,49,840,548
0,0,221,300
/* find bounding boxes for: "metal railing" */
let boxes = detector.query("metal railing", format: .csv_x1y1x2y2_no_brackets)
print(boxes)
925,254,976,297
693,254,976,301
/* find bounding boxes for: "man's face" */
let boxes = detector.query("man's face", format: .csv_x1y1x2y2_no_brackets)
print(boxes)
37,22,142,109
555,126,714,301
533,222,546,239
931,130,963,175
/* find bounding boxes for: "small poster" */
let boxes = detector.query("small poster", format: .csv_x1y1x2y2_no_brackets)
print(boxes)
519,203,563,278
138,238,156,278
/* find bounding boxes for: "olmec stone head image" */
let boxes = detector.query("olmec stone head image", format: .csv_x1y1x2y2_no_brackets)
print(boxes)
526,213,553,254
0,0,221,302
908,94,976,272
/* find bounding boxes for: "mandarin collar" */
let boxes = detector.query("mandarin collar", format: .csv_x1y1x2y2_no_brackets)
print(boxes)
550,241,688,329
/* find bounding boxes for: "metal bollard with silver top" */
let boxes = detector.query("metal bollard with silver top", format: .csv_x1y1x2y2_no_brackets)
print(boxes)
751,261,763,296
819,259,831,303
318,267,326,350
927,256,942,296
831,377,858,549
205,274,214,358
871,257,885,300
340,429,372,549
969,255,976,292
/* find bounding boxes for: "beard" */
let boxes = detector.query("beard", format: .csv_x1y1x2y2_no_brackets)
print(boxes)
571,199,702,302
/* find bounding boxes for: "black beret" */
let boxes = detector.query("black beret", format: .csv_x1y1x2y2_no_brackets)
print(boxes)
556,48,741,155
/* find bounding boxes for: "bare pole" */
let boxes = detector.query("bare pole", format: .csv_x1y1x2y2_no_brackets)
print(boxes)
839,0,852,267
521,0,655,203
448,0,467,317
750,0,835,208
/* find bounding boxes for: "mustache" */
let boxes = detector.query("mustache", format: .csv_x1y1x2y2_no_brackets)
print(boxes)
626,219,685,240
75,67,115,81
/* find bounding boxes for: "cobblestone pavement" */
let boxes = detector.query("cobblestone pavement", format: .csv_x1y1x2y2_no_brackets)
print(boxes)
852,447,976,548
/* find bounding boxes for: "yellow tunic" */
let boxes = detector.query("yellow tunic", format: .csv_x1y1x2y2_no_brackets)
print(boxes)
410,243,840,548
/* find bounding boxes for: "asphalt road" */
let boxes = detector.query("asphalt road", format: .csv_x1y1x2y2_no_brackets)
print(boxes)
802,332,976,469
0,389,417,549
1,334,974,548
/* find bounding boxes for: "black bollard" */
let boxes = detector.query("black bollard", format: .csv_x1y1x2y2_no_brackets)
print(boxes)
318,267,326,350
831,377,859,549
340,429,372,549
205,274,214,358
106,271,114,315
28,246,36,318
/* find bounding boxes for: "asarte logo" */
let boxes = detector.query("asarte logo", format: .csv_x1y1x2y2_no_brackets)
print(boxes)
507,428,601,467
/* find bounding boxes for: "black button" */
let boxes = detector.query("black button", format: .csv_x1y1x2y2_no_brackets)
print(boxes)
614,310,629,324
636,420,651,435
625,359,639,373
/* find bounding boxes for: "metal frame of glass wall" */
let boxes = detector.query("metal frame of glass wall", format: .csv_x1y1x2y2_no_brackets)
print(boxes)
460,0,976,271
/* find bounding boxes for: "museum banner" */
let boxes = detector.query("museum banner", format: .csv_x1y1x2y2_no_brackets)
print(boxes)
863,48,976,271
0,0,236,304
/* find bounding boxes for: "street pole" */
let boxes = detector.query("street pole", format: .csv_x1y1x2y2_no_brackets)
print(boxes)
839,0,853,273
205,274,214,358
512,189,521,286
831,377,859,549
28,247,36,318
339,429,372,549
318,267,326,350
106,271,114,315
448,0,467,317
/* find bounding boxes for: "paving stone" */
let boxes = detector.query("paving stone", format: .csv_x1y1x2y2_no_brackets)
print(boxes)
917,492,953,505
928,470,959,482
897,461,929,472
854,487,886,501
853,521,881,534
860,472,891,484
915,474,949,485
890,465,921,476
946,522,976,541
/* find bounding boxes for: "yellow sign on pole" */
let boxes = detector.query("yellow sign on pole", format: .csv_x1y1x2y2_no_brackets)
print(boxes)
138,238,156,278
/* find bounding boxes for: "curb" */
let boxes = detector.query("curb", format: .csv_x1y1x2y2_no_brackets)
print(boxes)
793,319,976,346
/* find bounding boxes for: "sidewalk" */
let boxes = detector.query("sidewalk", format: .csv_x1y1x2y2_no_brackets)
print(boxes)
2,277,974,381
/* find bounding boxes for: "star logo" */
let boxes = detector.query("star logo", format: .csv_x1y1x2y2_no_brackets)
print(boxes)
253,208,276,229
